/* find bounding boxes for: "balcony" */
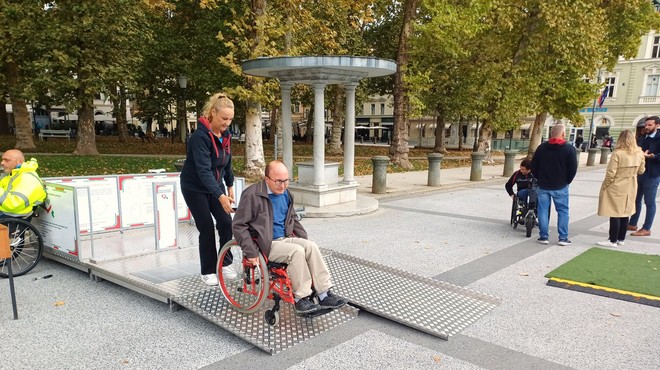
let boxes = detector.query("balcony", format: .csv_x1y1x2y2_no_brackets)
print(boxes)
638,95,660,104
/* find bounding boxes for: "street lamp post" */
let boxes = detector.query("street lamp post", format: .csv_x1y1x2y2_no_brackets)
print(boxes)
587,70,602,147
178,75,188,147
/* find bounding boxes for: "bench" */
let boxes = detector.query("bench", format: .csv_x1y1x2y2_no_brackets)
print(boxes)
39,129,72,140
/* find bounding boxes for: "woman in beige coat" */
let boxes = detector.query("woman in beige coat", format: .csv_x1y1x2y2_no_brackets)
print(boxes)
597,130,645,247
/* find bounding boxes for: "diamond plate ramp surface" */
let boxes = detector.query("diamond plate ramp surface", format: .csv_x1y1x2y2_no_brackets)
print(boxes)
171,276,358,354
325,250,501,339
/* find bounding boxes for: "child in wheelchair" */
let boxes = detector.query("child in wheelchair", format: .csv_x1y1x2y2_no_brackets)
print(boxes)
506,159,538,234
505,158,534,206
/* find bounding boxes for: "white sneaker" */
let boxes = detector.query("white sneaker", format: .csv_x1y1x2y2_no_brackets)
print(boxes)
221,266,237,280
597,240,617,248
616,240,625,246
201,274,219,286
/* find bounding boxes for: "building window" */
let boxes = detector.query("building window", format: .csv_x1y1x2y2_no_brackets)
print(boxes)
605,77,615,97
445,127,451,138
646,74,660,96
380,103,385,115
293,104,300,114
653,36,660,58
370,104,376,115
521,130,530,139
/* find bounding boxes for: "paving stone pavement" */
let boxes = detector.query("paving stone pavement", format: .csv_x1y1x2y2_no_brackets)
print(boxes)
1,152,658,370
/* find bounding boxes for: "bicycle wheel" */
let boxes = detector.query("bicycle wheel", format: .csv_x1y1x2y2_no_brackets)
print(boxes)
525,212,535,238
510,196,519,229
0,218,44,278
217,240,269,314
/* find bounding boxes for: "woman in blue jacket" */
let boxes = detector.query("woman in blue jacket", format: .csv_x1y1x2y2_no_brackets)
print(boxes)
180,93,235,286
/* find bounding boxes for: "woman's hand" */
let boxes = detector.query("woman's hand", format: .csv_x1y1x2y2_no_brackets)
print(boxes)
219,194,235,214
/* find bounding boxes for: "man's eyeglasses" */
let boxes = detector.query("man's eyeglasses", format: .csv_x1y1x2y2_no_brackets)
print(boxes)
267,176,290,185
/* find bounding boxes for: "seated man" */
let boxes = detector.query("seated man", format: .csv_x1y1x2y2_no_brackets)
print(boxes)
505,158,534,204
232,160,347,314
1,150,47,218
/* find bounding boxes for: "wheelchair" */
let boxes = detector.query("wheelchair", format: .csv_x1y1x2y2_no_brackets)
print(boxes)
0,209,45,278
216,240,331,326
509,178,538,238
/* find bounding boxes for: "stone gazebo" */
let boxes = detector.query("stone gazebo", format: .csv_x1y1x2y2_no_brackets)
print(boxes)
242,56,397,216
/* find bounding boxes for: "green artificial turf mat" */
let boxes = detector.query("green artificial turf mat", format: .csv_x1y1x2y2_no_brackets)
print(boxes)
545,247,660,298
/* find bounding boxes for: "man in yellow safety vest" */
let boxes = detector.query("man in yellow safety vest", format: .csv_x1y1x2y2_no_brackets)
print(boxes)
0,150,47,218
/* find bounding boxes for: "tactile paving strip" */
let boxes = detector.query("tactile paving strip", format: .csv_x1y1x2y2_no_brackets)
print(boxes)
324,249,501,339
171,276,359,354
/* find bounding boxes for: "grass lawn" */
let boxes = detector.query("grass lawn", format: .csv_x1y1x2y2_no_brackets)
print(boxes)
546,247,660,298
2,134,489,178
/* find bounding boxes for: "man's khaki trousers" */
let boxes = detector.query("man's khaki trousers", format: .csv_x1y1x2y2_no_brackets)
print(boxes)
269,237,332,299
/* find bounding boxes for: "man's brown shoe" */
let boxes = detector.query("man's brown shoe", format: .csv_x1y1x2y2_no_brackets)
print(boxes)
630,229,651,236
627,225,638,231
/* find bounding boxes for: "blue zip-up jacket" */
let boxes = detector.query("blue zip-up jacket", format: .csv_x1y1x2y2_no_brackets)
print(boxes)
180,117,233,199
638,131,660,178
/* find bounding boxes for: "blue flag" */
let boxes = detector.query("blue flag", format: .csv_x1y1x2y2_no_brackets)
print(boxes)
597,86,609,108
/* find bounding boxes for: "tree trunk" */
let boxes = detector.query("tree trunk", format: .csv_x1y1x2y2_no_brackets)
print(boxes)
478,119,493,153
110,85,129,142
117,86,128,142
389,0,419,169
527,111,547,159
5,61,36,150
478,119,494,164
304,108,313,143
0,95,9,135
244,99,265,179
328,88,344,156
177,95,186,144
268,108,277,142
458,117,464,151
433,111,447,154
73,98,100,155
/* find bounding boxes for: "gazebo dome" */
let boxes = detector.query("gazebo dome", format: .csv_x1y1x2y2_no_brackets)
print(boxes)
242,56,397,84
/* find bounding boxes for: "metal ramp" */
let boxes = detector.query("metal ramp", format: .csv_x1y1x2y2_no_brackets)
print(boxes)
326,250,501,340
42,232,500,354
170,277,358,354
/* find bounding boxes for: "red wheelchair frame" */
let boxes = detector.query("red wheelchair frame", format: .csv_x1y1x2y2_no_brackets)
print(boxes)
217,240,298,326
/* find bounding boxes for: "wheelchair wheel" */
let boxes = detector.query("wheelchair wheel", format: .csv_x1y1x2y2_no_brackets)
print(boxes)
264,309,280,326
510,195,519,229
0,218,44,278
525,212,535,237
217,240,269,314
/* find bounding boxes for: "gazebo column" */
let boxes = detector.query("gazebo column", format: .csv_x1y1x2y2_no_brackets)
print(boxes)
280,82,294,172
342,82,358,184
312,83,326,186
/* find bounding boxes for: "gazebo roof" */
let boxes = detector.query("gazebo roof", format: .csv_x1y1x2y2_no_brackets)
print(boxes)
242,56,397,84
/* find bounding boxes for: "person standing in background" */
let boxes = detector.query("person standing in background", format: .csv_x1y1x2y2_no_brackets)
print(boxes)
574,135,584,151
180,93,235,286
628,116,660,237
597,130,645,247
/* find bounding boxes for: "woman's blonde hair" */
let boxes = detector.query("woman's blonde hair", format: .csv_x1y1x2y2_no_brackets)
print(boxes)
614,130,638,153
202,93,234,119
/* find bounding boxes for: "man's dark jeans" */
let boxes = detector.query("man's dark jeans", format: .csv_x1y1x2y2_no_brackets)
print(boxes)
629,174,660,231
